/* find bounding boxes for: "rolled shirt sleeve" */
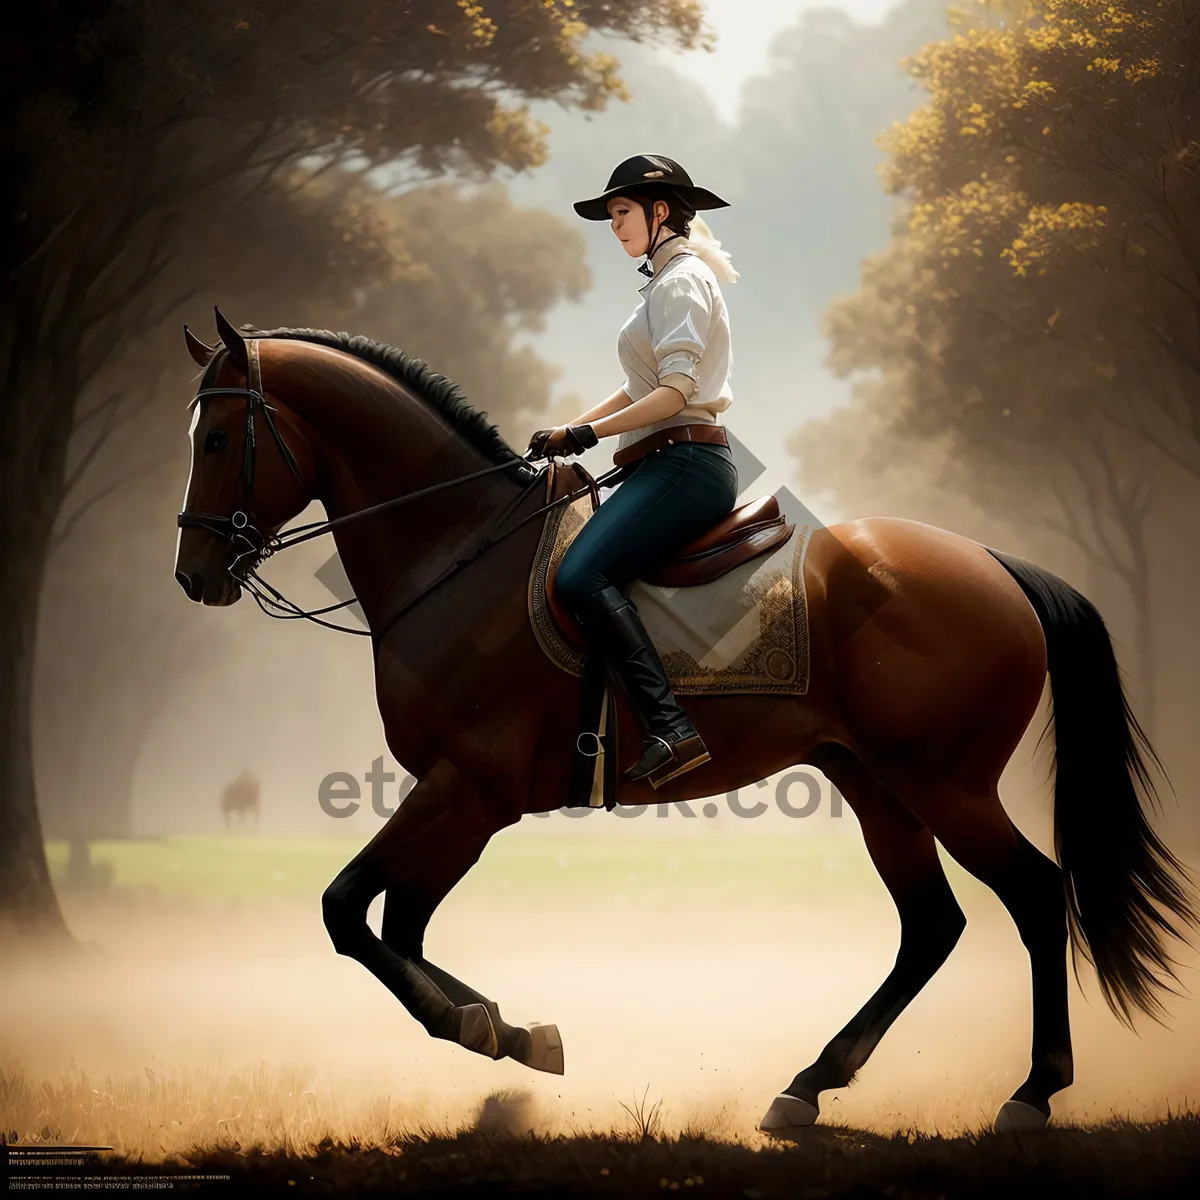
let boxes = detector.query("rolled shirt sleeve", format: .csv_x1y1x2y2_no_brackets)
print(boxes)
648,273,712,397
658,371,698,404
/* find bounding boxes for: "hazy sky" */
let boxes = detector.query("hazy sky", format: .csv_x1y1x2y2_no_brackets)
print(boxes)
505,0,915,499
659,0,904,122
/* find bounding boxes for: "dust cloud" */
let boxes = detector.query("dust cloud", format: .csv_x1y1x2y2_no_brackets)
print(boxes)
3,872,1199,1157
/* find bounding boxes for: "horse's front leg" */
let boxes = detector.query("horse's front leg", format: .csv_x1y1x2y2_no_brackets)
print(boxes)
320,758,563,1073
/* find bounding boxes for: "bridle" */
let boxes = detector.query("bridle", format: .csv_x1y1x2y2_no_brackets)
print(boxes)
177,338,615,641
178,341,307,570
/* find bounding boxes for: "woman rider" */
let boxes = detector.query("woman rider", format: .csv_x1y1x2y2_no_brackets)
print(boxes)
527,155,741,788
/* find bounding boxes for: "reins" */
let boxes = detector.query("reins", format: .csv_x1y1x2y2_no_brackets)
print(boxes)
178,340,621,640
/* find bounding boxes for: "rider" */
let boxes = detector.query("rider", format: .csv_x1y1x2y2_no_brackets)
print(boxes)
527,154,740,787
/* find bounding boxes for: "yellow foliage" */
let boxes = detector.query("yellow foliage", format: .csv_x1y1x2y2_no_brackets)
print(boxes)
829,0,1191,457
1124,57,1159,81
457,0,498,47
485,103,553,168
1001,201,1106,273
881,0,1171,206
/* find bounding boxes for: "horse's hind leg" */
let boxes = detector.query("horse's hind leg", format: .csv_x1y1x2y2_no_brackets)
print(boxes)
987,827,1073,1129
760,751,966,1138
896,781,1073,1130
321,759,563,1073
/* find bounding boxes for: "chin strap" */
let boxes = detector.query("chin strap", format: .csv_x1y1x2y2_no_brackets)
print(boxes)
638,226,683,278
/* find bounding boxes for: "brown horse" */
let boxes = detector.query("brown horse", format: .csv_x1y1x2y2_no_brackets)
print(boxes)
221,770,261,828
174,314,1197,1135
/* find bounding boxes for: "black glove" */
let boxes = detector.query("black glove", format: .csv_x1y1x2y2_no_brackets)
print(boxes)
526,428,556,459
564,424,599,454
527,424,598,460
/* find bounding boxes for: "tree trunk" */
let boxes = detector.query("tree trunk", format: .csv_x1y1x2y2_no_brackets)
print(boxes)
0,533,70,942
0,278,86,945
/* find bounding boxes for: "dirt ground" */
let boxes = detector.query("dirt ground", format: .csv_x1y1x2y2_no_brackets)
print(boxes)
3,873,1199,1159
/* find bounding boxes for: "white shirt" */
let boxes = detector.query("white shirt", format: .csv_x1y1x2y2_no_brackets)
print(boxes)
615,235,734,453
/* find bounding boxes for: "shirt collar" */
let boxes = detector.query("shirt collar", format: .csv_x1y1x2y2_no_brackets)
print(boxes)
638,233,693,287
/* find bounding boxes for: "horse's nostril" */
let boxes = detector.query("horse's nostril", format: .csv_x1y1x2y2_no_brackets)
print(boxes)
176,569,205,601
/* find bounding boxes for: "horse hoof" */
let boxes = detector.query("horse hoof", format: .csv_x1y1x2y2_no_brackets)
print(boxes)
521,1022,565,1075
456,1003,500,1059
994,1099,1048,1133
758,1092,819,1139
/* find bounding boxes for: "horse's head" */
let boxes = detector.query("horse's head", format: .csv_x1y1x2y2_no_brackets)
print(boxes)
175,310,317,605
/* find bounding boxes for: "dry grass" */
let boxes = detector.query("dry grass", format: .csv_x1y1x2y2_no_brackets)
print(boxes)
191,1115,1200,1197
3,1079,1197,1198
5,833,1200,1193
0,1063,742,1161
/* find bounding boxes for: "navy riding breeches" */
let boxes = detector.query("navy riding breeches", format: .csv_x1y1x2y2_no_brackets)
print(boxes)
555,440,739,621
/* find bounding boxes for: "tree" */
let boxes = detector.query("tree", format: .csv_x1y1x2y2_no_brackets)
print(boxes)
1,0,709,942
34,167,593,864
867,0,1200,466
803,0,1200,737
325,176,592,428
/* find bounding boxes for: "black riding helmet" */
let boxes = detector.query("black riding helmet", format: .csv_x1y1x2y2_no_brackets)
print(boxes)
573,154,730,276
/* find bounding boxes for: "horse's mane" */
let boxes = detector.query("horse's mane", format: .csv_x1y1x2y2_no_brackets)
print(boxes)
236,326,538,482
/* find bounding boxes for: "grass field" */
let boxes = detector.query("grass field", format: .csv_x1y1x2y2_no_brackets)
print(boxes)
3,1094,1197,1198
10,830,1198,1195
42,829,949,907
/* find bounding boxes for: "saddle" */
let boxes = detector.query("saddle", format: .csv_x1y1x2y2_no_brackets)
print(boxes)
541,461,795,809
545,464,794,654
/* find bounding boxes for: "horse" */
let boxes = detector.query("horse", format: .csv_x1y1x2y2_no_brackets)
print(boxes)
221,770,261,828
173,311,1198,1136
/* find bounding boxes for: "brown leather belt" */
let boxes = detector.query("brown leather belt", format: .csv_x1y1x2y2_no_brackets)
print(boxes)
611,423,728,469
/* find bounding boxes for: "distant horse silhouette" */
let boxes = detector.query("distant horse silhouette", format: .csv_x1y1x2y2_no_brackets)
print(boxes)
221,770,260,828
174,312,1198,1136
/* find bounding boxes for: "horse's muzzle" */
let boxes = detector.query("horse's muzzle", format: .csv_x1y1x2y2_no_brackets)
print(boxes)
175,567,241,606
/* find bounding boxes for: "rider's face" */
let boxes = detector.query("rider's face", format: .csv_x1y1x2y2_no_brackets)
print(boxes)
608,195,670,259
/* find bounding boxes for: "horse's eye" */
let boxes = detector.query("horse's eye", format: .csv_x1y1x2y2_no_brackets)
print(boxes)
204,429,226,454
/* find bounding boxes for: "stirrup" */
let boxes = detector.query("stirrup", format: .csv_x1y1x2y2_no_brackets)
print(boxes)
623,730,710,787
648,733,711,788
622,733,674,783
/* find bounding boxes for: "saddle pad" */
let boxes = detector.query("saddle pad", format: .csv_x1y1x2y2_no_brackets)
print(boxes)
527,492,814,696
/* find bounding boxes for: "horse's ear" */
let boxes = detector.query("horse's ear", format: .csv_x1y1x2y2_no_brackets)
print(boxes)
214,307,249,374
184,324,216,368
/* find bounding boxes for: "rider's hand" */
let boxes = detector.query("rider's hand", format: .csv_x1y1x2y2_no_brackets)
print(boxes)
542,427,577,458
527,424,599,460
526,427,557,459
528,426,575,459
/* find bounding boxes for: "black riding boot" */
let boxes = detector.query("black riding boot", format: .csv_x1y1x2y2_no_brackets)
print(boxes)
578,585,710,786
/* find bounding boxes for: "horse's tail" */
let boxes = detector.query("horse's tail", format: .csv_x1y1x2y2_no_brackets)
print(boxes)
989,548,1199,1025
